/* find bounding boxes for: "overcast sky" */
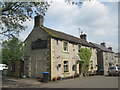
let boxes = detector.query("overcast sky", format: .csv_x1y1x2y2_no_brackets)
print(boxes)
20,0,118,52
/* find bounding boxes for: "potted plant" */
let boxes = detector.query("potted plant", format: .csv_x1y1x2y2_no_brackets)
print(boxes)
57,76,61,80
52,77,57,81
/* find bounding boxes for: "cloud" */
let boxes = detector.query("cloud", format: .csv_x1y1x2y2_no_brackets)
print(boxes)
93,29,106,36
97,0,119,2
44,0,118,52
106,41,118,52
19,0,118,52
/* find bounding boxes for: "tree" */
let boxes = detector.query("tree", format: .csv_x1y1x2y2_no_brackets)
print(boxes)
2,37,23,64
0,1,86,38
0,2,50,37
78,48,91,76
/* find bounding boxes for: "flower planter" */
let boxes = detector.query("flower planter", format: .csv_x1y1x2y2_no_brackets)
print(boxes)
52,77,57,81
57,77,62,80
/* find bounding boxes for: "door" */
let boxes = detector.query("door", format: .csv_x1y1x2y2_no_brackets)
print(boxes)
79,63,82,75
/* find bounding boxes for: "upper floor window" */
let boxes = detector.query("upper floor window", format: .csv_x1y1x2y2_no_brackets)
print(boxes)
63,41,68,52
78,45,81,52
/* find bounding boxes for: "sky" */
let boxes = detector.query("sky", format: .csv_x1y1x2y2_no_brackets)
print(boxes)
19,0,119,52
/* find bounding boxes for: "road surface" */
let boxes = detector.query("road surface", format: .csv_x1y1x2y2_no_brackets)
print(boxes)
2,76,119,88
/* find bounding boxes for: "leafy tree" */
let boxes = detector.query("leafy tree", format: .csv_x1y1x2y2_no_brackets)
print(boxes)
2,37,23,64
78,48,91,76
0,2,50,37
0,1,86,38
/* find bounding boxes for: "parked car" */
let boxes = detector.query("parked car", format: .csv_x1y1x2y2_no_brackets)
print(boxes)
0,64,8,70
88,70,97,76
108,66,120,76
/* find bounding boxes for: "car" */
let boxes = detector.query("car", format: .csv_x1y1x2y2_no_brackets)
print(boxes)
0,64,8,70
108,66,120,76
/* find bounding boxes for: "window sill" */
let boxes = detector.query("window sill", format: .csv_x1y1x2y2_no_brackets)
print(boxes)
62,72,70,74
62,51,69,53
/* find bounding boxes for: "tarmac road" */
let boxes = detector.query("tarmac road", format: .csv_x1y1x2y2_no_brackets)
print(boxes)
2,75,119,88
40,76,119,88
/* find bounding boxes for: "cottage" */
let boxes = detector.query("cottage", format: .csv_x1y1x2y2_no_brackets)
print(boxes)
24,15,98,80
90,42,115,75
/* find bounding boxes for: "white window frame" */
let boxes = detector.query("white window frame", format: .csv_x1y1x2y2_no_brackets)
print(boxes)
63,41,69,52
63,60,69,72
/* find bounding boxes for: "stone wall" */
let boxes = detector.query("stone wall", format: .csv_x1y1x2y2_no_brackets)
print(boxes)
88,48,98,74
103,52,115,75
97,51,115,75
50,38,80,80
50,38,98,80
24,27,51,78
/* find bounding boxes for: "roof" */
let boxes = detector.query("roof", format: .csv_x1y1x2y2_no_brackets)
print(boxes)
41,26,95,47
115,53,120,58
90,42,113,53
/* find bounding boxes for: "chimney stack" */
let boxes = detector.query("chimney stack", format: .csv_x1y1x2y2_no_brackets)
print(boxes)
101,42,105,47
80,34,87,41
34,15,44,27
108,47,112,51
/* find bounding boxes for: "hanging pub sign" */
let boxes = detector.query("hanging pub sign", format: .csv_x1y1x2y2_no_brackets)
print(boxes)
31,39,47,50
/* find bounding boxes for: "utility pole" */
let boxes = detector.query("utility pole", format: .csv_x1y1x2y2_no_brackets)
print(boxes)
78,28,81,37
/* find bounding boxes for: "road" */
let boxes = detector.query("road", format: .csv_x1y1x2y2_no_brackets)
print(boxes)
2,76,119,88
40,76,119,88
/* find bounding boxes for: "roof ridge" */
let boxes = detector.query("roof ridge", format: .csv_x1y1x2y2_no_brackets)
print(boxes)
42,26,95,47
90,42,113,52
42,26,81,40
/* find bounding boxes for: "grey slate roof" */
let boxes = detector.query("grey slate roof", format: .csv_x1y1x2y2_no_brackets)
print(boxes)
42,26,95,47
90,42,113,53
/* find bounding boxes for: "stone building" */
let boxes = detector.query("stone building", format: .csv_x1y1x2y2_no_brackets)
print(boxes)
24,15,98,80
7,60,24,77
114,53,120,66
90,42,115,75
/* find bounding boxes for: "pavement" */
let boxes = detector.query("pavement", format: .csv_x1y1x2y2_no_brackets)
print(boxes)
2,75,119,88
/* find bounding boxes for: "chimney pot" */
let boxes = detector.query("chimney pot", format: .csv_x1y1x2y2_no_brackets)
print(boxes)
80,34,87,41
108,47,112,51
34,15,44,27
101,42,105,47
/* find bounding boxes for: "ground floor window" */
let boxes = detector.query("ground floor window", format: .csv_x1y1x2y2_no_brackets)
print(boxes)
72,65,76,71
63,61,69,72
